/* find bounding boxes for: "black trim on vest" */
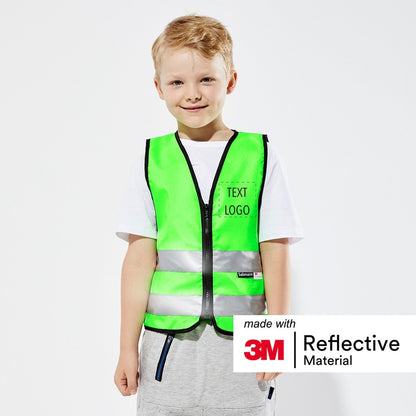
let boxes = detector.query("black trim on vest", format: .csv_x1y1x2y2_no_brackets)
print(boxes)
144,138,159,236
257,135,268,234
144,138,151,193
145,319,203,335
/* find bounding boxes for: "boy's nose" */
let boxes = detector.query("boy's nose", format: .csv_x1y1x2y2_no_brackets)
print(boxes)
185,85,201,102
185,95,201,103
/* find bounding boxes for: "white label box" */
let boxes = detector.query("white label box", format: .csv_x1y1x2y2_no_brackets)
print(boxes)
233,315,416,373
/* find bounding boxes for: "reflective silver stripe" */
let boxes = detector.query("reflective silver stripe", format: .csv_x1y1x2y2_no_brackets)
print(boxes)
147,294,202,316
214,294,266,316
146,293,265,316
213,251,262,272
156,250,262,272
156,250,202,273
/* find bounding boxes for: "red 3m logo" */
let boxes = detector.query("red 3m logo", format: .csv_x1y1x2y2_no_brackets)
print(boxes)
244,339,285,360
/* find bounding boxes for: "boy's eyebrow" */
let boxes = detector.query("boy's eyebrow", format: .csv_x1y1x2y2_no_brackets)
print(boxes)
165,74,183,79
165,71,216,79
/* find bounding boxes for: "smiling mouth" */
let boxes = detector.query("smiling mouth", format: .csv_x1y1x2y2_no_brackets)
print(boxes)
181,105,208,110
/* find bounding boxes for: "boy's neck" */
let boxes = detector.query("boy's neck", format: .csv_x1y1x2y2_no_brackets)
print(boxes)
177,121,234,142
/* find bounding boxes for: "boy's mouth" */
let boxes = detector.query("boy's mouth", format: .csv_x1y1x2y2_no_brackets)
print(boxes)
180,105,208,112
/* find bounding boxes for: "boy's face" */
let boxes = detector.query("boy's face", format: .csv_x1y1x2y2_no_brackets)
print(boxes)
154,47,237,131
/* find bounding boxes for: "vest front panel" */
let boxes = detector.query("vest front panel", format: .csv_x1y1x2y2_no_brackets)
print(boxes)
210,132,267,332
144,130,268,335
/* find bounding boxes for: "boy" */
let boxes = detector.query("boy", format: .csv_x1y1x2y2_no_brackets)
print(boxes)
114,14,304,415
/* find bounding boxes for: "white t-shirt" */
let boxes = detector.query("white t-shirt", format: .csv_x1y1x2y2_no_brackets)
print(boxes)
115,134,304,244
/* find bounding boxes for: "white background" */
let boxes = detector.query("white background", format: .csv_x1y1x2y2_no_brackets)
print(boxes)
1,1,415,415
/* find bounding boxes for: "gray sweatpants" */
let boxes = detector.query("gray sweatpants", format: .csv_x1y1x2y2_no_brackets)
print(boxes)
136,319,277,415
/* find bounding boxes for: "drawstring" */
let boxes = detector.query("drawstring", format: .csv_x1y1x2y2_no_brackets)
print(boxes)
268,383,275,399
155,333,175,382
259,377,278,414
267,378,277,415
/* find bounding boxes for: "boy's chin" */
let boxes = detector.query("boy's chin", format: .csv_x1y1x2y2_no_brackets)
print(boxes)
176,120,212,130
175,116,225,131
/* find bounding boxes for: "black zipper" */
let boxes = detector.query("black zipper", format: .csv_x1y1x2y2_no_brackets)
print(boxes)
201,203,213,318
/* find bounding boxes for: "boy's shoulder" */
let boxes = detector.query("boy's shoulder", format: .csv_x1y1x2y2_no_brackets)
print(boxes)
146,131,176,141
240,130,269,142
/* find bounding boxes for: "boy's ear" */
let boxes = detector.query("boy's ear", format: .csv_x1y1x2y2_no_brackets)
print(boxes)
154,77,164,100
226,70,238,95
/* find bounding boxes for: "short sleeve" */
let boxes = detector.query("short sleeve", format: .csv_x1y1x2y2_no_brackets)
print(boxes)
259,141,304,244
115,155,157,243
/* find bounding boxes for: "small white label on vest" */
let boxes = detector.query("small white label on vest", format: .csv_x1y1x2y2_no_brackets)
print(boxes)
237,272,254,278
237,272,263,279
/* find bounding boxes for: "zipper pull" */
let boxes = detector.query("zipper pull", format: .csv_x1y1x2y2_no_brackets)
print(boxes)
204,204,209,233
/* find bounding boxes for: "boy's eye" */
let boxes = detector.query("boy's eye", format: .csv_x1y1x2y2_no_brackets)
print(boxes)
170,78,214,86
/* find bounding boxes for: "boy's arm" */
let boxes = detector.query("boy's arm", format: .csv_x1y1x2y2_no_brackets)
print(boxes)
114,234,156,396
120,234,156,353
256,237,290,382
260,237,290,315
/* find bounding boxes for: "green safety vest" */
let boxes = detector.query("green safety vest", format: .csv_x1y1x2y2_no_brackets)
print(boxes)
143,129,268,335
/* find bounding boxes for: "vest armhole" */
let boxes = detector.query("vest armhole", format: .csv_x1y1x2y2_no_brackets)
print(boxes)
145,138,159,235
144,138,151,193
258,134,268,216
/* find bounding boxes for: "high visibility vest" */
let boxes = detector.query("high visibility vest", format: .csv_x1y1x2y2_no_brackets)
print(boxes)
143,129,268,335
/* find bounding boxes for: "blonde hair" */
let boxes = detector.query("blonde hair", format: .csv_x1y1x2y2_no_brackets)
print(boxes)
152,14,234,81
